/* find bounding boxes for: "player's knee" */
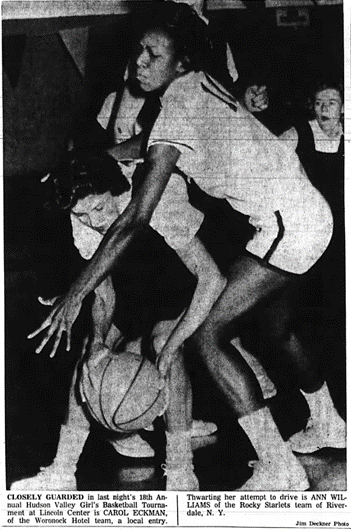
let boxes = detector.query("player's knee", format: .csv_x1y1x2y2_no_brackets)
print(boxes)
265,317,292,342
192,320,225,358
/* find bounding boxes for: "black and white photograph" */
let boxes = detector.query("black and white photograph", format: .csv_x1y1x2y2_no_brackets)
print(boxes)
3,0,346,499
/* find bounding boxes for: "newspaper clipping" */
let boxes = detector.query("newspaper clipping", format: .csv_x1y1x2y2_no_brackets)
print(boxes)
2,0,349,527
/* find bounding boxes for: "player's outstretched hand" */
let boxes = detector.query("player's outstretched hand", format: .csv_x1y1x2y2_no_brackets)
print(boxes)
27,291,83,357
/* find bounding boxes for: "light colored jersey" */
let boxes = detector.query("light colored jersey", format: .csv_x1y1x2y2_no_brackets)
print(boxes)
98,73,332,273
147,72,333,274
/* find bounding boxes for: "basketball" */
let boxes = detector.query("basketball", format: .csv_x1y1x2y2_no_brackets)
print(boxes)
80,348,168,433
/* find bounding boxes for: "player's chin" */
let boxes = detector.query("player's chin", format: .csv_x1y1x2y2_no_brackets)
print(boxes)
136,77,156,92
139,83,154,93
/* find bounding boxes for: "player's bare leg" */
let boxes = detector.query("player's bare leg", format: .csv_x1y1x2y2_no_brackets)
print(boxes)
163,349,199,490
248,289,346,454
193,255,310,490
282,333,346,453
151,319,198,490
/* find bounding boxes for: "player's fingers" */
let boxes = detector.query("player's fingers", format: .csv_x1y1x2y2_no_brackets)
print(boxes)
256,100,268,110
38,296,58,306
256,85,267,94
27,317,52,339
249,85,258,94
49,326,65,358
65,325,72,352
35,324,57,354
259,102,269,110
254,91,267,103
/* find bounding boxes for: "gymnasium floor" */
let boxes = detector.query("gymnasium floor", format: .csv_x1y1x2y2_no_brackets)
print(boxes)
7,411,346,491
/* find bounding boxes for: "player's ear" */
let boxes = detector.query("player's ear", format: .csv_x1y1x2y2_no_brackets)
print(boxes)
176,57,189,73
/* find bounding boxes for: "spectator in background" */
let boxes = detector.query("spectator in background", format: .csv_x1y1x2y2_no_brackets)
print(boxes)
279,81,345,451
280,80,344,215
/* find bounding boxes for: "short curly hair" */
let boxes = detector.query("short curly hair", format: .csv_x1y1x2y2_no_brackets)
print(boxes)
136,1,210,72
45,151,130,211
311,79,344,103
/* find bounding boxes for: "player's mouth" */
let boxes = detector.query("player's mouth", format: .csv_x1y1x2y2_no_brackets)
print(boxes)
136,72,148,82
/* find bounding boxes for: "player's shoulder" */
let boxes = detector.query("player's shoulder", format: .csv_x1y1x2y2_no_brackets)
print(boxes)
279,126,298,141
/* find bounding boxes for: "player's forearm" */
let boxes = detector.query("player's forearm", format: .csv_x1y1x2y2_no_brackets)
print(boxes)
162,272,226,356
90,280,124,352
68,208,146,303
91,277,116,344
162,237,226,355
107,133,144,161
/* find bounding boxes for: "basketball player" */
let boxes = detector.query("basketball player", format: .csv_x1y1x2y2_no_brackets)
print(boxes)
12,151,224,490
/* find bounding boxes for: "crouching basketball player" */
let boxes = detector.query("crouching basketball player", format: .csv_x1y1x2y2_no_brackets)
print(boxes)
11,152,224,491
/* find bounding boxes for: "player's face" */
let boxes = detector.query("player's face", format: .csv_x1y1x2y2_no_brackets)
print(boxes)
314,88,343,133
134,29,184,93
71,191,120,234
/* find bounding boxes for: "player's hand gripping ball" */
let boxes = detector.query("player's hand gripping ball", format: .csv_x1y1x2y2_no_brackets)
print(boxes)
80,347,169,432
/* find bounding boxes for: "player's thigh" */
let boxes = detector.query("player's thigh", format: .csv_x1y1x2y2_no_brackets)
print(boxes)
199,254,291,334
256,282,299,341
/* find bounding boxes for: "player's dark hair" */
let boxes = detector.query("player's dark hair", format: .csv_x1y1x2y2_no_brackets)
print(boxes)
311,79,344,102
135,1,210,72
45,151,130,211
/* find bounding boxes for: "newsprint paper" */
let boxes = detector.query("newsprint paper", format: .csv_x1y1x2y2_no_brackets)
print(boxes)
1,0,350,528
